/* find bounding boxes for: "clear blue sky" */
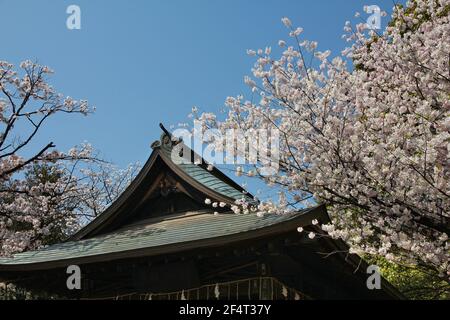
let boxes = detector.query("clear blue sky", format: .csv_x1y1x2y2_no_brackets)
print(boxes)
1,0,403,171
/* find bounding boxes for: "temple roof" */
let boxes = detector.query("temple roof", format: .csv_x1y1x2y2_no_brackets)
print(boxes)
0,126,405,300
0,206,328,271
0,124,327,271
69,124,255,240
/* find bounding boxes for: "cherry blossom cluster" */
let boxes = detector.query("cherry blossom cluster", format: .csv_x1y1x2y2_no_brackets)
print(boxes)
0,61,136,256
196,0,450,280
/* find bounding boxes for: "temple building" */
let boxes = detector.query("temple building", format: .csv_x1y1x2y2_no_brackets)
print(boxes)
0,125,402,300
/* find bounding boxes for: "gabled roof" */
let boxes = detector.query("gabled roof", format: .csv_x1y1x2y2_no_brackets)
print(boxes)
70,124,255,240
0,123,331,272
0,206,328,271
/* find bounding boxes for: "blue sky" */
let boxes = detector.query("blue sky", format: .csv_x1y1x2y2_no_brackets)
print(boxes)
1,0,403,193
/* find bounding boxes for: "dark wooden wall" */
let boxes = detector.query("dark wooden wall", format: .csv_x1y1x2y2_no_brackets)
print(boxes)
5,230,397,300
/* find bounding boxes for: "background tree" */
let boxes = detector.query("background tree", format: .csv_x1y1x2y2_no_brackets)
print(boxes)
194,0,449,294
0,60,137,256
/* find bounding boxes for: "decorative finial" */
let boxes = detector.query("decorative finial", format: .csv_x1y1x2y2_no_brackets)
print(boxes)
151,123,183,150
159,123,172,138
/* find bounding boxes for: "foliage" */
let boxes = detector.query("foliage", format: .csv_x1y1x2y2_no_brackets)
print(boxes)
367,256,450,299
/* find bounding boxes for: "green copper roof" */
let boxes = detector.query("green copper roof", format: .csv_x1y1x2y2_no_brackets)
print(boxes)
178,162,248,200
0,207,324,267
159,147,254,202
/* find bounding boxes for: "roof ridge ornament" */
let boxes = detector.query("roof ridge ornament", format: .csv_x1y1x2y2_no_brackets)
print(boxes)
151,123,182,150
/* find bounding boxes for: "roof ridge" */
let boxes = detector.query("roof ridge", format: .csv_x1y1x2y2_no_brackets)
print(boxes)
153,123,255,202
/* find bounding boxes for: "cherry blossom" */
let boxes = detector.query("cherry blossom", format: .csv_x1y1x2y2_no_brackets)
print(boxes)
0,61,136,256
195,1,450,281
